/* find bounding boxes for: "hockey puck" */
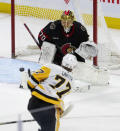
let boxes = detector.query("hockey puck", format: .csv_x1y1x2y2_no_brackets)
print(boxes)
19,84,23,89
19,67,24,72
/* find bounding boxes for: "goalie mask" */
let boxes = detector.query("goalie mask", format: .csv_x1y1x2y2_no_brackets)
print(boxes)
62,54,78,71
61,10,74,31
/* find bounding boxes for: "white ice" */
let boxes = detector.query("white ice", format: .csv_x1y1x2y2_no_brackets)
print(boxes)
0,13,120,131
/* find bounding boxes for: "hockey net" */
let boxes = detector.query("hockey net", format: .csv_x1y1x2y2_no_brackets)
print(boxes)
12,0,120,68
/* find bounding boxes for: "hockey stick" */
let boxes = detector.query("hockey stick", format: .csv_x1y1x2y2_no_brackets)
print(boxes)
0,119,34,125
24,23,40,49
0,104,73,125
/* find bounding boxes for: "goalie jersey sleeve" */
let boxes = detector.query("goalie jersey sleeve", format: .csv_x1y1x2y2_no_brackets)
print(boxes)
27,64,73,108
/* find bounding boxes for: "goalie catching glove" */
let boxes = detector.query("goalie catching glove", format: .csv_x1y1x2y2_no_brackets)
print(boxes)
75,41,98,59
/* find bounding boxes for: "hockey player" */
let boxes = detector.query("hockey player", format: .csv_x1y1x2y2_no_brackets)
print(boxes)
27,54,78,131
38,10,90,65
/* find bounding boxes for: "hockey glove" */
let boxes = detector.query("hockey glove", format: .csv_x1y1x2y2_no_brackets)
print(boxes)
75,41,98,59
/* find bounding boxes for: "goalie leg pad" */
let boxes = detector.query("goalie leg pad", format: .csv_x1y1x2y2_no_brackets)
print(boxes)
40,42,56,64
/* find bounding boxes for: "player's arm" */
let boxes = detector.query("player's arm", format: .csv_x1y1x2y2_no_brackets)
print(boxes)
27,66,51,91
38,29,46,48
38,22,53,48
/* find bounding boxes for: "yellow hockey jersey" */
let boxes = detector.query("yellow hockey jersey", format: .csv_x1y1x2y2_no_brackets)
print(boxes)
27,63,73,108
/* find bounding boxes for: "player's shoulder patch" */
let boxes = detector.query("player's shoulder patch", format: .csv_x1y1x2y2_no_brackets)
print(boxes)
50,22,56,29
35,69,44,74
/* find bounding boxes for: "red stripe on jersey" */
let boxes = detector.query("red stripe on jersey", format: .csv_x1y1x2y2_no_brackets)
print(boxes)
41,29,50,39
38,29,50,41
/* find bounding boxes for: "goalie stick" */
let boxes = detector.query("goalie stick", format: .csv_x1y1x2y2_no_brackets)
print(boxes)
24,23,42,63
24,23,40,49
0,119,34,125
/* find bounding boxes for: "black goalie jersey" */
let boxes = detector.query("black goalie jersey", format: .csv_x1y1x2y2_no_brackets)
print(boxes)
38,20,89,65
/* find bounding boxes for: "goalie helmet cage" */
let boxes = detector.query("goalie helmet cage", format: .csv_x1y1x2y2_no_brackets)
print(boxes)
11,0,120,67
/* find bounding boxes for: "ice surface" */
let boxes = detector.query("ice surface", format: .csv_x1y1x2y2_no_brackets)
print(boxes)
0,13,120,131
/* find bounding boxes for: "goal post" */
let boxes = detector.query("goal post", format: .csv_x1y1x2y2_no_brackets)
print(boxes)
93,0,98,66
11,0,15,58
